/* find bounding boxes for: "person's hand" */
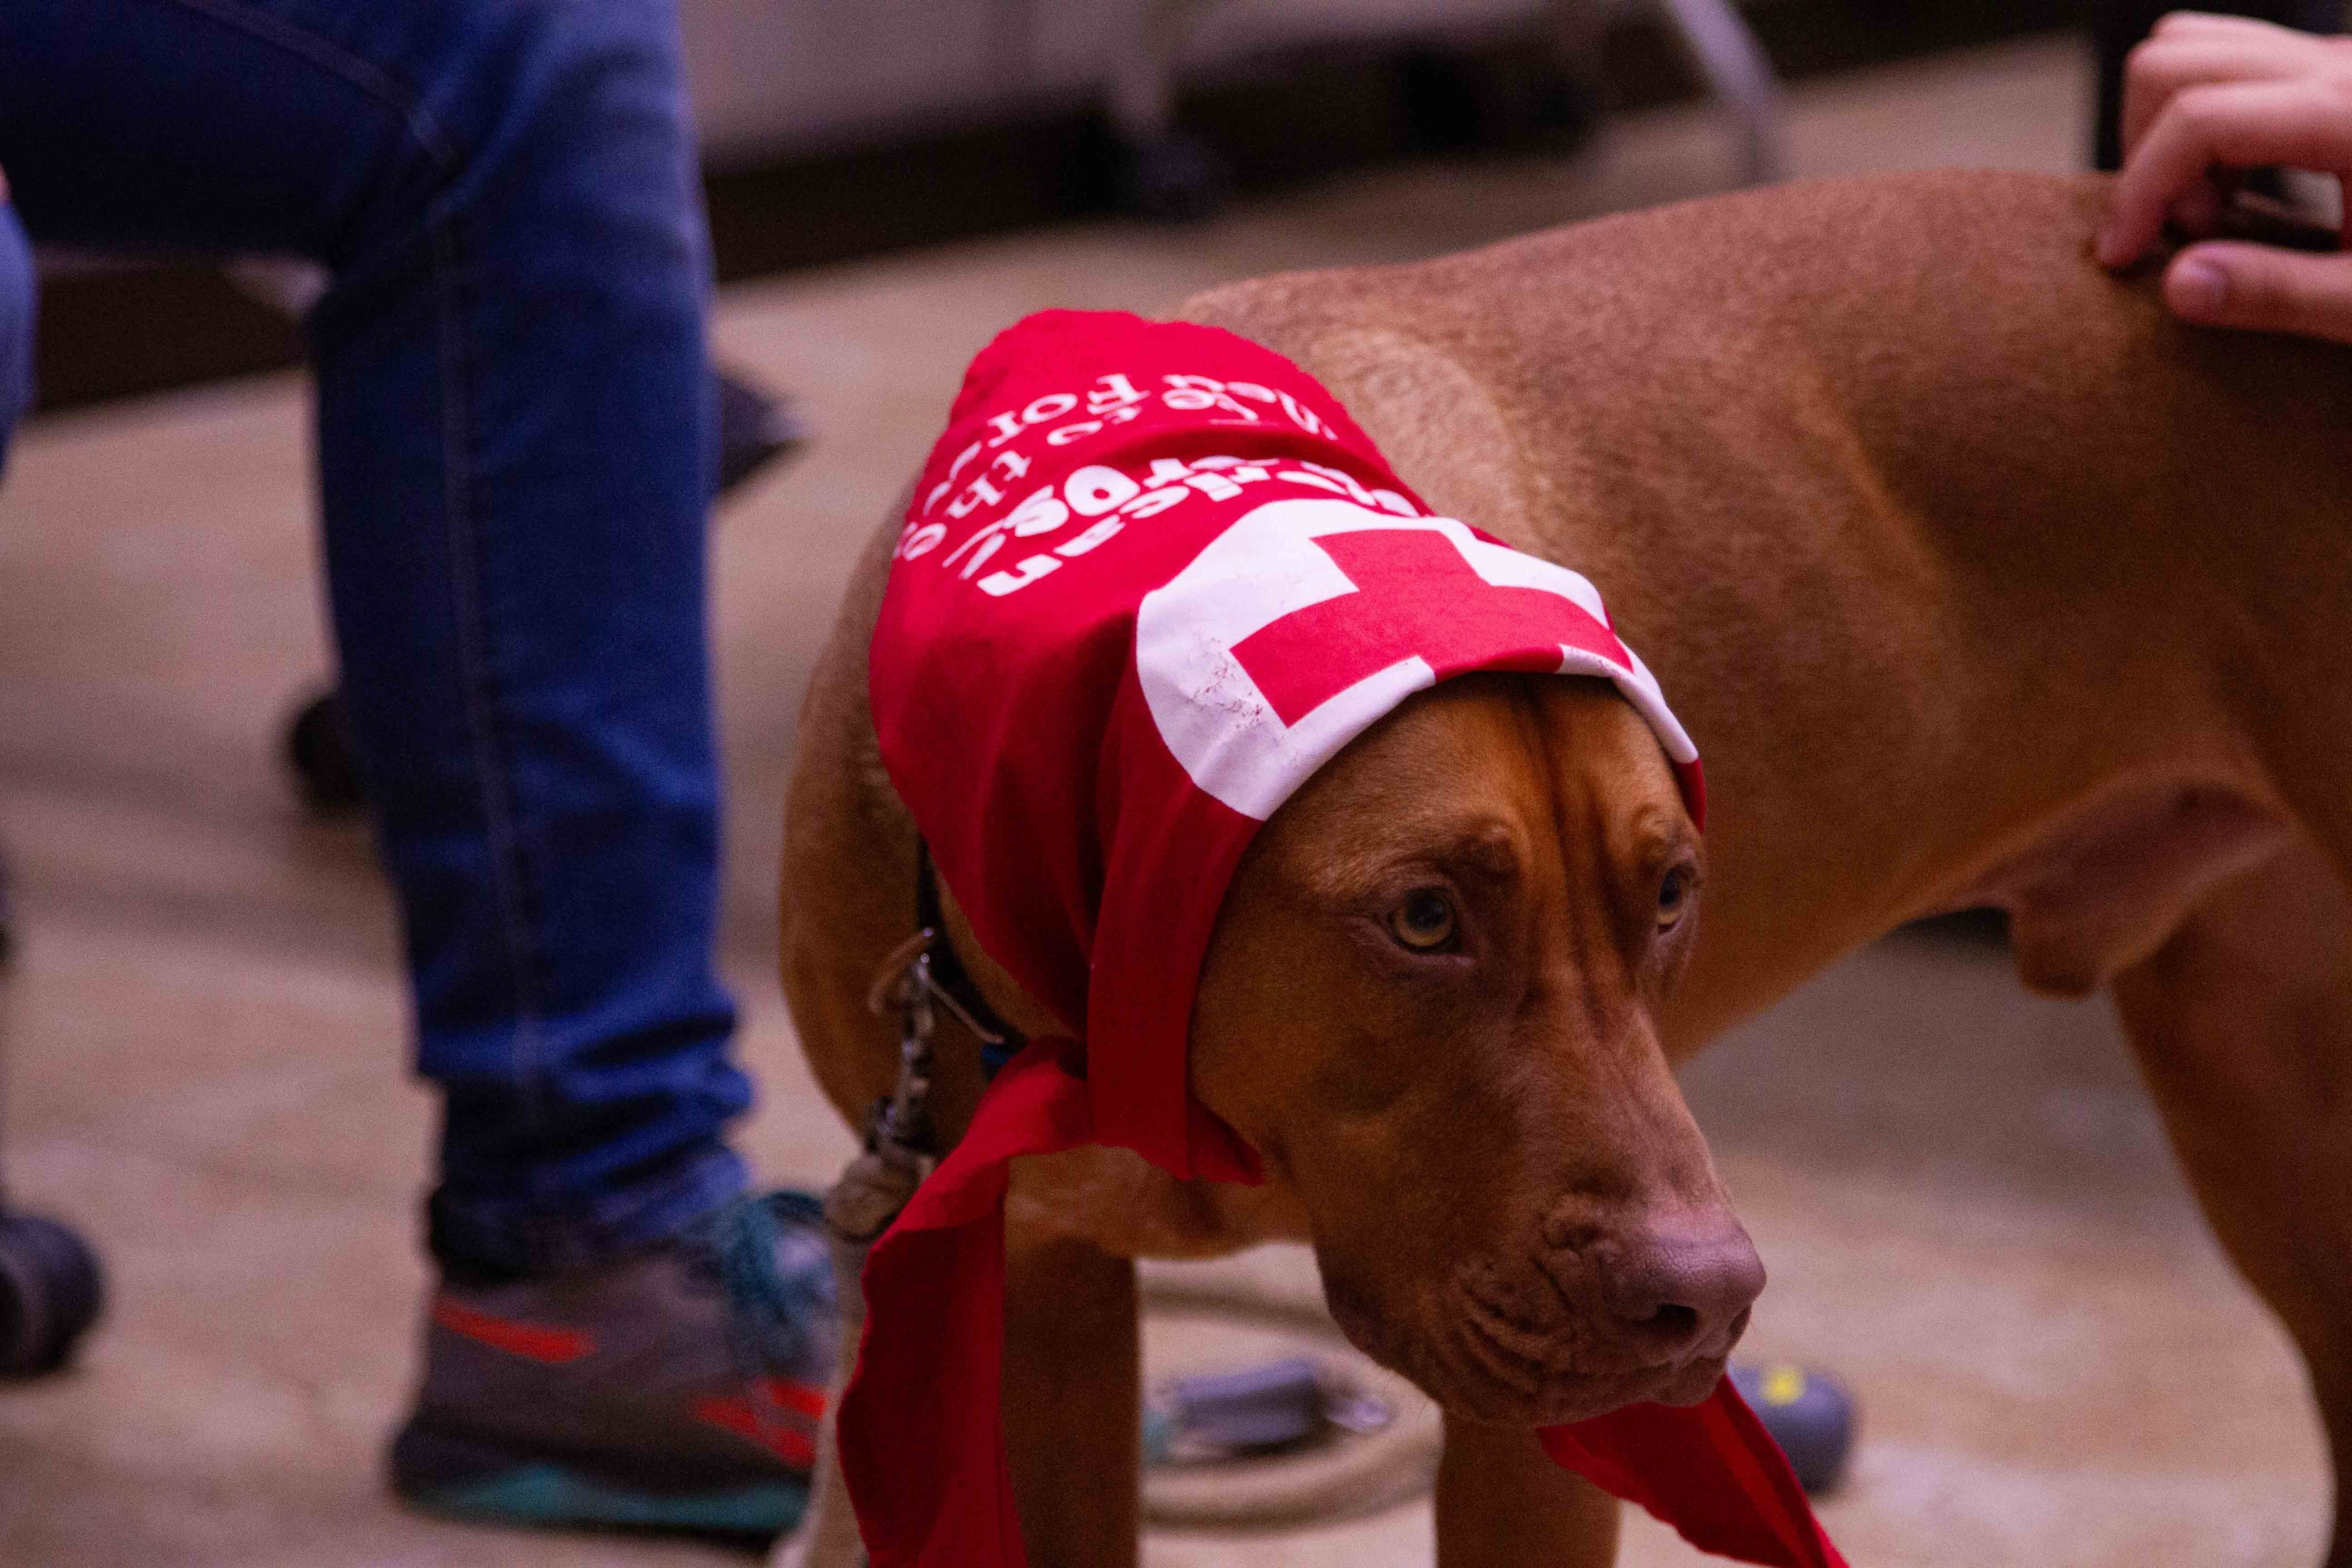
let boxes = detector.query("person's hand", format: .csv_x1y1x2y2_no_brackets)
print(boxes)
2097,11,2352,343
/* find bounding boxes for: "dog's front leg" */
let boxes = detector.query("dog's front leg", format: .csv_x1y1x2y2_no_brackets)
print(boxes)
1003,1173,1141,1568
1436,1416,1620,1567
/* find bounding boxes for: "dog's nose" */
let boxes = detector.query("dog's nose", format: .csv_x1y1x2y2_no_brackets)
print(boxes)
1601,1217,1766,1366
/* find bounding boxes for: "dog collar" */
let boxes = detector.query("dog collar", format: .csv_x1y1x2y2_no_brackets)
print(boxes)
912,839,1025,1078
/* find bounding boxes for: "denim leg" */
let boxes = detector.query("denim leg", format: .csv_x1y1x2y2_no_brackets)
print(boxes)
0,207,33,474
0,0,750,1274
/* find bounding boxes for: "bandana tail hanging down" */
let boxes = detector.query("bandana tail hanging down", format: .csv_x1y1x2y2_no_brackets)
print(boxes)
849,307,1846,1568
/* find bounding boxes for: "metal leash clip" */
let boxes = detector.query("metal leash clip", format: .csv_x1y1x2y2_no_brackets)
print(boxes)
824,931,956,1248
865,928,1008,1048
865,931,950,1165
796,931,965,1568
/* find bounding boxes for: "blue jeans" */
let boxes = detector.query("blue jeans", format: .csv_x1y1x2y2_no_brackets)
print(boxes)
0,0,752,1275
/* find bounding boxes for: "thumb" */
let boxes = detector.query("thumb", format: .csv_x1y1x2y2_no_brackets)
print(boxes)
2164,240,2352,344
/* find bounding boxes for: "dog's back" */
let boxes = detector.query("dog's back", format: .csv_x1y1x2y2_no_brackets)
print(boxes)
787,166,2352,1129
1182,169,2352,1009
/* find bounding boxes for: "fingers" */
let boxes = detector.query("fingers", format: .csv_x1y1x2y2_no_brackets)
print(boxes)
2105,24,2352,347
2148,10,2310,44
2163,240,2352,344
2120,31,2325,157
2165,171,2225,240
2098,76,2352,265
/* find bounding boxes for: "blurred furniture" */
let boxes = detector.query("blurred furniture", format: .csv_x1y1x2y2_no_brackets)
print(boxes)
682,0,1789,201
0,260,105,1382
0,1205,103,1377
0,876,104,1376
1645,0,1787,183
1095,0,1786,209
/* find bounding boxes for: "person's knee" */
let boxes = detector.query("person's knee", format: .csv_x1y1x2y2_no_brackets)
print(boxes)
456,0,696,196
316,0,703,330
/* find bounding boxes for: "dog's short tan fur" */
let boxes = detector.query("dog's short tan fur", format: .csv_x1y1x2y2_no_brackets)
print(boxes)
780,171,2352,1565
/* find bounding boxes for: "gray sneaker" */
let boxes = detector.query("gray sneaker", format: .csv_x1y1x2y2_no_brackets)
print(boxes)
389,1189,835,1537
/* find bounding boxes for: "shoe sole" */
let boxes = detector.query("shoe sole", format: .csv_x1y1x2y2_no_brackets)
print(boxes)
391,1420,809,1537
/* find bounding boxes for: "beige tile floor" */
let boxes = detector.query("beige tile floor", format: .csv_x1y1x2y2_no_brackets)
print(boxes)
0,31,2332,1568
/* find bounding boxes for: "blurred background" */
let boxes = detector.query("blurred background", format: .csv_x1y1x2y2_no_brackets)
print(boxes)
1,2,2343,1564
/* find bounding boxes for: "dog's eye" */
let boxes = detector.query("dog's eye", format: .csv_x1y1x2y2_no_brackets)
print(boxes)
1387,888,1459,952
1656,866,1695,931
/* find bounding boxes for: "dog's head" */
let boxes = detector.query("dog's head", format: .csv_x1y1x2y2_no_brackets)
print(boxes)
1190,671,1758,1426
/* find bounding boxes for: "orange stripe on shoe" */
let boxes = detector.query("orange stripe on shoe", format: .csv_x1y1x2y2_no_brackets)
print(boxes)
430,1296,595,1365
691,1381,824,1467
758,1376,827,1419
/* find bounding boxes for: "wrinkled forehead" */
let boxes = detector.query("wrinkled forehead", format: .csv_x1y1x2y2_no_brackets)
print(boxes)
1251,674,1687,896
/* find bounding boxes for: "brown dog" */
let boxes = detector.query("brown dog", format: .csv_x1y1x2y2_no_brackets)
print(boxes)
779,169,2352,1566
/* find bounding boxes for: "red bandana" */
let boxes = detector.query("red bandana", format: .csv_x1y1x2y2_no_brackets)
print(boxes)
849,309,1844,1568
